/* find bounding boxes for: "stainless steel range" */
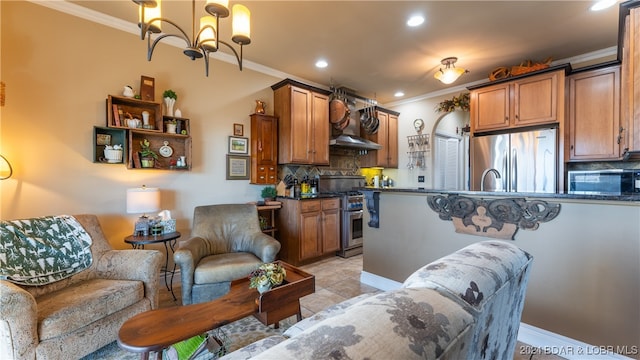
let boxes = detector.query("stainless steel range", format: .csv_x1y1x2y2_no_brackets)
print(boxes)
318,175,367,258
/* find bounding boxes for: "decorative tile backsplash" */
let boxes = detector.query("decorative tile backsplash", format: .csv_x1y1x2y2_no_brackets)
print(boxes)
278,148,362,181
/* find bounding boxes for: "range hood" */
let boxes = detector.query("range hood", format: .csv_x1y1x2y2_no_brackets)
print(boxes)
329,96,382,150
330,134,382,150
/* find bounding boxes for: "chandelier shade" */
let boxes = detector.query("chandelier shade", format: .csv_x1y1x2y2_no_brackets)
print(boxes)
133,0,251,76
434,57,469,84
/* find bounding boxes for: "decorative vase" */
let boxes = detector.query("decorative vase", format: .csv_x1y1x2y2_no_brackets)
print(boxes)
164,97,176,117
257,282,271,294
255,100,266,114
141,158,155,168
166,123,177,134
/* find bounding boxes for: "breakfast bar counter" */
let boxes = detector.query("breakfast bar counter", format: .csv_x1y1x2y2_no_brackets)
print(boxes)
359,188,639,356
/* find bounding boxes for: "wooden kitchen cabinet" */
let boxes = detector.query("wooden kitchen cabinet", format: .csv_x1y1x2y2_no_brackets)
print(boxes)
567,64,621,161
276,197,340,265
250,114,278,184
272,79,330,165
361,109,399,168
470,68,566,133
621,4,640,156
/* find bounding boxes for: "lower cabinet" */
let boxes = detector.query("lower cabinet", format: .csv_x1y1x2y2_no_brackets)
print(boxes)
277,197,340,265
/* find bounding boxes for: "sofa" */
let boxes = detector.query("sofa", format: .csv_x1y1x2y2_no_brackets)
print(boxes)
174,204,281,305
221,240,533,360
0,214,163,360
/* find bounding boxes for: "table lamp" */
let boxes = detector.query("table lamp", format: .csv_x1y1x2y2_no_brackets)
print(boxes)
126,185,160,236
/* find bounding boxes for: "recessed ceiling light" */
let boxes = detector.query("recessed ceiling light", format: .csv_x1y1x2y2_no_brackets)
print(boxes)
315,59,328,68
590,0,618,11
394,91,405,97
407,15,424,27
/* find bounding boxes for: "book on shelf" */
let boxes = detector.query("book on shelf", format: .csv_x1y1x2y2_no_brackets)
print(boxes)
112,104,121,126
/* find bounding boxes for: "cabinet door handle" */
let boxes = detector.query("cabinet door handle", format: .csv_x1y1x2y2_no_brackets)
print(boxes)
505,116,509,121
618,126,625,145
258,140,263,152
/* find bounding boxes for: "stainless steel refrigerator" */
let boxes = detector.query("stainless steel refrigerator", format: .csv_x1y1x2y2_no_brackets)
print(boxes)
471,128,557,193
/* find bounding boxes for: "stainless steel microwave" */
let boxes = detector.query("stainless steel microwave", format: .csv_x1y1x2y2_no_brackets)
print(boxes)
567,169,640,195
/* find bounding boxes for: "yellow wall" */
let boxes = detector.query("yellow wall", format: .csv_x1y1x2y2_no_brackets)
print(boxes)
1,2,280,248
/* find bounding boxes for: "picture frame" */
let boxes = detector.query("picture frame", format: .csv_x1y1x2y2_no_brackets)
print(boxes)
140,75,155,101
233,123,244,136
96,134,111,146
228,136,248,154
226,155,250,180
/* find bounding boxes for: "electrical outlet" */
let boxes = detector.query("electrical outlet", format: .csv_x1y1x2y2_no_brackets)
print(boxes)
418,176,425,183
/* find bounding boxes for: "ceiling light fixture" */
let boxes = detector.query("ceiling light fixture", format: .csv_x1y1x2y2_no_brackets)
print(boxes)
134,0,251,77
434,57,469,85
407,15,424,27
590,0,618,11
394,91,405,97
315,59,328,68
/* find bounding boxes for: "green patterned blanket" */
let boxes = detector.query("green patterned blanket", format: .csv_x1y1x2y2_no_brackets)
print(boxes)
0,215,93,285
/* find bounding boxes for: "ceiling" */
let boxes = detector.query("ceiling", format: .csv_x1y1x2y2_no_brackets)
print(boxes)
68,1,622,104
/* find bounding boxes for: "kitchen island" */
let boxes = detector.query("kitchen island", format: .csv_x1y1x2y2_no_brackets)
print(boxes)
359,188,639,358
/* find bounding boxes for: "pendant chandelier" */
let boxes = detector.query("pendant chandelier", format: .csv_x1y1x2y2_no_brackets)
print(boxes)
134,0,251,76
434,57,469,85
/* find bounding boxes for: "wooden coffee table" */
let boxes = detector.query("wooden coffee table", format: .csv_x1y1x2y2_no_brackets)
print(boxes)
118,261,314,360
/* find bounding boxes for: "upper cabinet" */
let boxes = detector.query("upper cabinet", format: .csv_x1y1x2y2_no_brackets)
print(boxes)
621,3,640,156
250,113,278,184
272,79,330,165
469,67,567,133
361,108,399,168
567,64,622,161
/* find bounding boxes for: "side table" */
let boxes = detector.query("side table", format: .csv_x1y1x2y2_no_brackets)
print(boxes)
125,231,181,301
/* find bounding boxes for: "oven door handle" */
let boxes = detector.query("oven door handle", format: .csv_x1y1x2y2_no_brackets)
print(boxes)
348,210,364,219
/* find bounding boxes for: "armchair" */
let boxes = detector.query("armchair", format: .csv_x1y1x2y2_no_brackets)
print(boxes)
174,204,281,305
0,214,163,359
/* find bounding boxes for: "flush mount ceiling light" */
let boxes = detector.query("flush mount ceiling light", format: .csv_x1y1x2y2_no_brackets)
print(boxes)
590,0,618,11
134,0,251,77
434,57,469,85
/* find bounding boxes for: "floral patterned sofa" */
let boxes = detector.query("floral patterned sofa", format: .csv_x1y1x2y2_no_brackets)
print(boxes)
0,214,163,359
221,240,533,360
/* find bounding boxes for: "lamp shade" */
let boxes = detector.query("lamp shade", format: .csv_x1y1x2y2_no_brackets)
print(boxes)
126,186,160,214
231,4,251,44
435,67,467,84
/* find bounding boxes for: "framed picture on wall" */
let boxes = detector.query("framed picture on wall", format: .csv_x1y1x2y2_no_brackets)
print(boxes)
228,136,248,154
233,123,244,136
226,155,250,180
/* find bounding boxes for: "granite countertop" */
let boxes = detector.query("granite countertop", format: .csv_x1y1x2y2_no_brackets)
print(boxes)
357,187,640,202
276,193,342,201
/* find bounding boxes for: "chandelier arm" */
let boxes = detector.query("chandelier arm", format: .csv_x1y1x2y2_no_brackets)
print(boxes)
147,33,191,61
146,17,196,47
195,25,219,52
203,49,210,77
217,40,244,71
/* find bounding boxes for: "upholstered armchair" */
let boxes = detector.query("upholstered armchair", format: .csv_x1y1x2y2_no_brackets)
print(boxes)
174,204,281,305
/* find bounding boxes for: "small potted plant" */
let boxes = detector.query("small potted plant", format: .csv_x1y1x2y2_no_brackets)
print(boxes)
248,262,286,294
165,118,177,134
163,89,177,117
261,186,277,202
139,139,158,168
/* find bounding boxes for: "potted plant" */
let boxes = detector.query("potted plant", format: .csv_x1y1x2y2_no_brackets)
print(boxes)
248,262,286,294
139,139,158,168
261,186,277,202
165,118,177,134
163,89,177,117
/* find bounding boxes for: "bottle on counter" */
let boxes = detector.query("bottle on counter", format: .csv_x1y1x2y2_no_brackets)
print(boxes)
293,179,301,198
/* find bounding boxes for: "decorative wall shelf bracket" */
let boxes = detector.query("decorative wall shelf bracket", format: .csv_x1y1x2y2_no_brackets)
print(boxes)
427,194,561,240
362,190,380,228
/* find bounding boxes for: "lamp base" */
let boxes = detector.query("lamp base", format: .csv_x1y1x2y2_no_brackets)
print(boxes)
134,215,150,237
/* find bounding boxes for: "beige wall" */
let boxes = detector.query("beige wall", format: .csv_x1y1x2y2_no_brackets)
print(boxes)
1,2,282,249
363,191,640,356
